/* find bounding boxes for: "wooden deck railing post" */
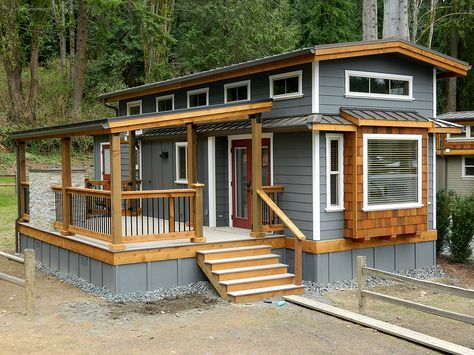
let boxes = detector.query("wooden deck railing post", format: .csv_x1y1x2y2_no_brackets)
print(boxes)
17,141,27,222
187,124,197,227
357,255,367,314
128,130,137,213
251,114,264,237
191,183,206,243
294,238,303,285
110,133,123,246
24,249,35,319
60,137,73,236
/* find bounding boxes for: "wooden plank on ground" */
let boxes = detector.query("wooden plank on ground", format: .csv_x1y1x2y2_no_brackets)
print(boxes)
284,295,474,355
0,272,26,287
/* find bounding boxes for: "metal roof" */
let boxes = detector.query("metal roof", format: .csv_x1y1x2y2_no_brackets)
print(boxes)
437,111,474,122
433,118,464,129
341,108,432,122
139,113,354,139
98,38,470,101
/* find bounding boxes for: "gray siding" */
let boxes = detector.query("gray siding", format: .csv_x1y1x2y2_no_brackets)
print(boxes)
118,63,312,119
319,133,344,240
273,132,313,237
215,136,229,226
436,156,447,191
141,137,209,226
442,155,474,196
319,55,433,117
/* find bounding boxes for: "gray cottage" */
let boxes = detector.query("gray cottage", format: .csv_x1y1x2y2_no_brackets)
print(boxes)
12,38,469,302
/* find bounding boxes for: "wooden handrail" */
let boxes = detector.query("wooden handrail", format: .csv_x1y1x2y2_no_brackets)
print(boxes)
122,188,196,199
257,189,305,241
51,186,112,197
262,185,284,193
20,182,29,187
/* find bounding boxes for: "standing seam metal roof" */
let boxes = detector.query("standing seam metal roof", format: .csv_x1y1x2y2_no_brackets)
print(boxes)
340,108,432,122
437,111,474,122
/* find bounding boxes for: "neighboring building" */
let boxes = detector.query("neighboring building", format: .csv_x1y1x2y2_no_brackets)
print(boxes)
12,38,469,301
436,112,474,196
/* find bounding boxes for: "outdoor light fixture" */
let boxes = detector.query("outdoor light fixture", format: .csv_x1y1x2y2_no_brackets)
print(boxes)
159,152,169,159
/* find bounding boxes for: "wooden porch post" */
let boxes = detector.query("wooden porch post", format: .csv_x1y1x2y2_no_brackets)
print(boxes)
17,141,26,221
60,137,73,236
128,130,137,190
110,133,123,246
191,183,206,243
187,123,197,227
250,114,264,237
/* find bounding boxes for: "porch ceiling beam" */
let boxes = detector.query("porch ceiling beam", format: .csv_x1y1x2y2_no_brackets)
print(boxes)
311,123,356,132
428,127,462,134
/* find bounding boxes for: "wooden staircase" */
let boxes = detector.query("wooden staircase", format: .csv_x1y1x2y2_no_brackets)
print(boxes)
197,245,304,303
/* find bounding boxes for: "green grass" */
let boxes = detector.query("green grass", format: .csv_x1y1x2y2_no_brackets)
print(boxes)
0,176,17,251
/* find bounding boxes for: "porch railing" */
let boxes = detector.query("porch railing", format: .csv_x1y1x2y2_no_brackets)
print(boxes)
257,188,305,286
51,184,203,245
85,178,142,191
261,185,284,232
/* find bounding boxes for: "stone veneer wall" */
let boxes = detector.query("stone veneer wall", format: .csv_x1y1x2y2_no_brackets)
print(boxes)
29,169,85,231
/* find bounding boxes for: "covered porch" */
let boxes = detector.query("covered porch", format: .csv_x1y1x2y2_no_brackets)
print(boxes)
12,100,305,287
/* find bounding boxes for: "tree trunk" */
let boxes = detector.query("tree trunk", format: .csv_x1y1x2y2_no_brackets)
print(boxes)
71,0,88,117
362,0,378,41
0,0,26,122
398,0,409,40
383,0,399,38
69,0,75,79
51,0,67,74
28,20,40,122
427,0,437,48
411,0,421,42
446,29,458,112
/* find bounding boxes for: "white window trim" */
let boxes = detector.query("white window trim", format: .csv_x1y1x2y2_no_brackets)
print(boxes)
156,94,175,112
325,133,344,212
447,125,473,141
187,87,209,108
269,70,303,101
224,80,251,104
363,133,423,212
461,155,474,179
345,70,414,101
126,100,142,116
175,142,188,184
99,142,110,178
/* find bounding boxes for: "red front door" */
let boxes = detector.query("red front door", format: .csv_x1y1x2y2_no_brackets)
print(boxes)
231,138,271,229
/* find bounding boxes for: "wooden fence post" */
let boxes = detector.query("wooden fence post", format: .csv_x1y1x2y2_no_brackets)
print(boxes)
191,183,205,243
24,249,35,319
357,255,366,314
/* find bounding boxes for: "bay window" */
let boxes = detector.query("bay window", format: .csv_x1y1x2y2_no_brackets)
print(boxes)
363,134,422,211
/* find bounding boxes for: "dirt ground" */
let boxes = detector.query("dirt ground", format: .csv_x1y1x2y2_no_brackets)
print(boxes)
0,256,473,354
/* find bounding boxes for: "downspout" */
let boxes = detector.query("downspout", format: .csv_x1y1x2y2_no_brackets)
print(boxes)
104,101,119,117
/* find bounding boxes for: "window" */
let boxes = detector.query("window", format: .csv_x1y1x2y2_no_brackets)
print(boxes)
175,142,188,184
326,134,344,211
224,80,250,103
448,125,473,141
127,100,142,115
462,156,474,178
156,94,174,112
269,70,303,100
187,88,209,108
345,70,413,100
363,134,422,211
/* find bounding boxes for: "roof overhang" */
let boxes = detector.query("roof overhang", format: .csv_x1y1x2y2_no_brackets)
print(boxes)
340,108,435,129
99,39,470,103
11,100,273,141
429,118,463,134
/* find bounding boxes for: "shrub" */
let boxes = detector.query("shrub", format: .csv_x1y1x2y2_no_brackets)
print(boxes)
449,194,474,263
436,190,455,256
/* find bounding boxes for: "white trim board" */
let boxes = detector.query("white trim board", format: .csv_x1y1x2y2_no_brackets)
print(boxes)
269,70,303,101
156,94,175,112
99,142,110,179
174,142,188,184
227,133,274,227
207,137,217,227
224,80,251,104
187,87,209,108
312,131,320,240
126,100,142,115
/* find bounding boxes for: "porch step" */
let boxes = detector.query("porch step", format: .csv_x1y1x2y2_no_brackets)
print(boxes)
220,273,295,292
197,245,272,260
197,245,304,303
204,254,280,271
228,284,305,303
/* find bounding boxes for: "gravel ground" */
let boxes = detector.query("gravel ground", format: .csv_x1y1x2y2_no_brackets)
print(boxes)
37,262,447,304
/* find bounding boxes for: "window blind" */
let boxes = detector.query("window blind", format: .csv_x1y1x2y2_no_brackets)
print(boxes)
367,139,418,206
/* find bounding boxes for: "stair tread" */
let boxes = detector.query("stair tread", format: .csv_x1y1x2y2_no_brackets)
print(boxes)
197,245,271,254
212,263,288,275
228,284,304,297
205,254,280,265
220,273,294,286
